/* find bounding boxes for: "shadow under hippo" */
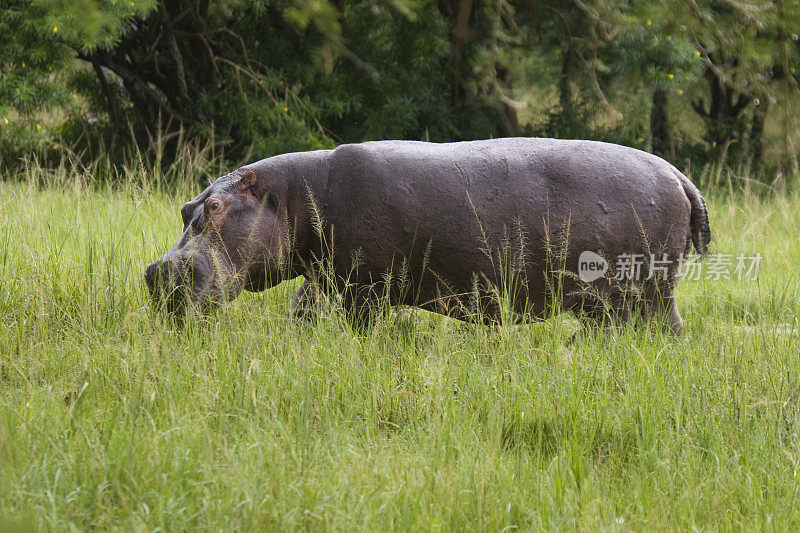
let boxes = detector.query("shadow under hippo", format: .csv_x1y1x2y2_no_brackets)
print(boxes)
145,138,710,334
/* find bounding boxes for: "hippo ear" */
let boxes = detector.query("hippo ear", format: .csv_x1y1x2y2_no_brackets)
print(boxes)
237,170,264,199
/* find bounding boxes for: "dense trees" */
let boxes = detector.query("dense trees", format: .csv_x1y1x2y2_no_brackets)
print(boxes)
1,0,798,179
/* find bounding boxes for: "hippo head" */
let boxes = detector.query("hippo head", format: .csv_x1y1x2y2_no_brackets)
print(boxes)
145,169,291,314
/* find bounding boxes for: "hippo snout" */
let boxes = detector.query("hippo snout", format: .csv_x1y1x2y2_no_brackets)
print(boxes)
144,261,161,294
145,254,212,313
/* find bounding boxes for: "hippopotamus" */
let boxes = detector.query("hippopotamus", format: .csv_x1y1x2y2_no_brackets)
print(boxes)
145,138,710,334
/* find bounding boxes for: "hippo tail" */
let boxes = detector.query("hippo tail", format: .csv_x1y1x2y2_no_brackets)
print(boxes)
675,169,711,256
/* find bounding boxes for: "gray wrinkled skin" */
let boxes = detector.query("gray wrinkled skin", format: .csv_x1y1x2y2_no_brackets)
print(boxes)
145,138,710,333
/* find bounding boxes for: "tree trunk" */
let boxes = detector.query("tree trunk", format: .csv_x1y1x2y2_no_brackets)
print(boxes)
559,47,576,122
445,0,474,107
650,88,674,159
91,60,122,130
497,65,519,137
693,63,749,164
751,100,767,172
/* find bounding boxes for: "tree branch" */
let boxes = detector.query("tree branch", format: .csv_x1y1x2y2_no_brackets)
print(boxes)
91,59,122,128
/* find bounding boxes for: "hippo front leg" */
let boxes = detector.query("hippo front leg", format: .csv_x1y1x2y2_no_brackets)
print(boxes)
290,278,317,320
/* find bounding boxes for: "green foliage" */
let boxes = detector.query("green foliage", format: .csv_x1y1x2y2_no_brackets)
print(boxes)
296,0,457,141
632,0,800,166
0,1,71,155
1,0,799,178
611,25,702,92
34,0,156,51
0,0,156,166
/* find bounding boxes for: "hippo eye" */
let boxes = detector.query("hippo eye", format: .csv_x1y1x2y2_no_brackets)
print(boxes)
206,198,222,213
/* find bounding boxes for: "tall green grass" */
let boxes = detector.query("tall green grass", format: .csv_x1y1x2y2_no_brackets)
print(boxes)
0,160,799,530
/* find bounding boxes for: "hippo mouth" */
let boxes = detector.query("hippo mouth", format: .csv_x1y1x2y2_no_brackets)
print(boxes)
145,252,235,315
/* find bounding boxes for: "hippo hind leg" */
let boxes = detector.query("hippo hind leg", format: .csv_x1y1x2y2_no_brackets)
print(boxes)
641,282,683,335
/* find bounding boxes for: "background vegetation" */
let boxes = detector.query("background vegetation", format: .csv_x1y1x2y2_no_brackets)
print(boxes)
2,0,800,182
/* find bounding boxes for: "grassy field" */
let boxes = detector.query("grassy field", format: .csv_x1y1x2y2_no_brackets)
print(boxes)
1,163,799,531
